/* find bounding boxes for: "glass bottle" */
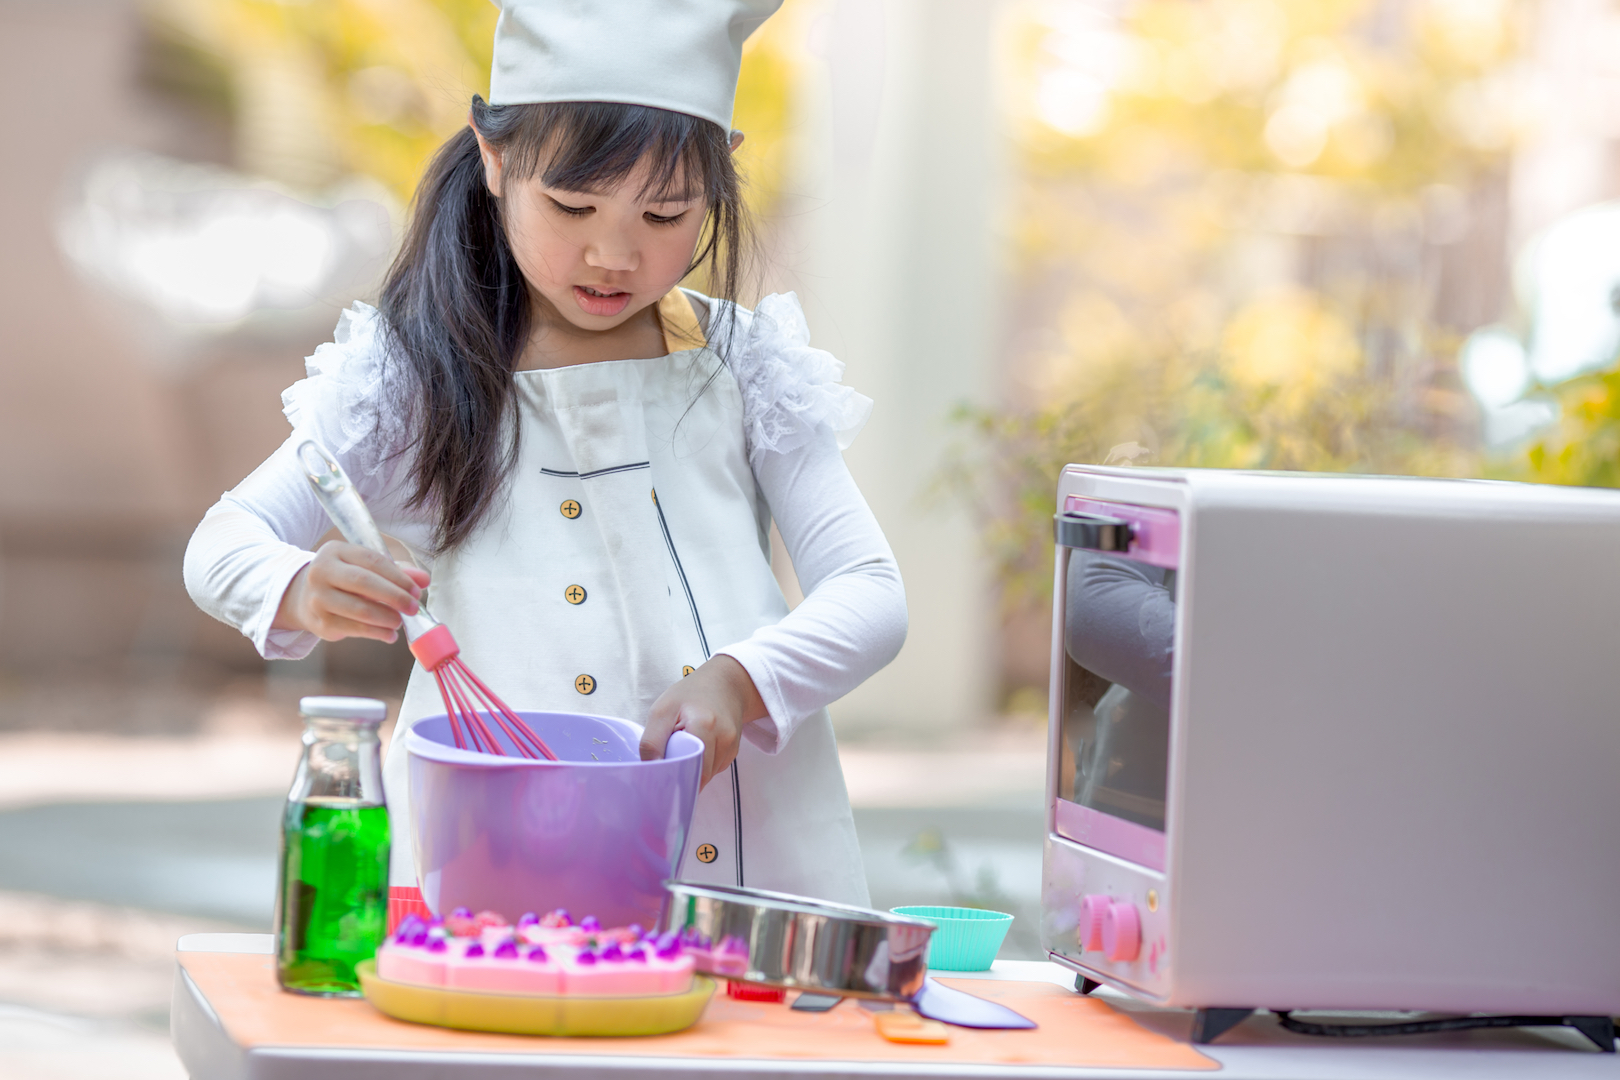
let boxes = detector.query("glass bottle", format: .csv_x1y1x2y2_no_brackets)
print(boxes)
274,696,391,996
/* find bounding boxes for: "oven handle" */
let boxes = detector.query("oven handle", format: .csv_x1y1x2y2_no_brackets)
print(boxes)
1053,511,1135,553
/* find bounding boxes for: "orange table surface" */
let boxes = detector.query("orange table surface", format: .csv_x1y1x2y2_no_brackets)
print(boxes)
180,952,1217,1072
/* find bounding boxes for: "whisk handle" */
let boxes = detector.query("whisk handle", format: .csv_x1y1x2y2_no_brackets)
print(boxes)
296,438,440,642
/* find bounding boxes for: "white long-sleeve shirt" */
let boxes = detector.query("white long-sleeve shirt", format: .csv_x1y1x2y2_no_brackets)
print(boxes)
183,291,907,754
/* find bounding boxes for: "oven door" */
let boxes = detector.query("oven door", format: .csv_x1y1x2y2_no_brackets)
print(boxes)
1051,500,1180,872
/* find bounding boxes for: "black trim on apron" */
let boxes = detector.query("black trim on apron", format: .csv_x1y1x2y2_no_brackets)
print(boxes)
542,462,652,480
652,487,743,888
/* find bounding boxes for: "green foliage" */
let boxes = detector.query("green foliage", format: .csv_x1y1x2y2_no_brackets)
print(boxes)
944,307,1474,600
960,0,1524,595
1511,363,1620,488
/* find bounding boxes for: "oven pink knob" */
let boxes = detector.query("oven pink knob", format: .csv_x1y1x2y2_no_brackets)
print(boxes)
1102,900,1141,962
1079,894,1110,952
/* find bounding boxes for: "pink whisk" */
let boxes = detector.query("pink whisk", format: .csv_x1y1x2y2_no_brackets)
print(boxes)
298,440,557,760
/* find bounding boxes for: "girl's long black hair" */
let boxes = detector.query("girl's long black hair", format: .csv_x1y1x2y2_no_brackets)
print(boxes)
378,97,750,552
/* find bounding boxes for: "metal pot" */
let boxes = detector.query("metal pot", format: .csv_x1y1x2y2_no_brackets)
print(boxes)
661,882,936,1001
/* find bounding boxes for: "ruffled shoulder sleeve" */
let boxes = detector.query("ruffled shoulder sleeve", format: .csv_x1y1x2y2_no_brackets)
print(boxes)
280,302,409,480
724,292,872,466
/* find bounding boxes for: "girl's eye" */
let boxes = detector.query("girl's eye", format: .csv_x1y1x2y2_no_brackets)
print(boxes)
645,211,688,227
548,198,591,216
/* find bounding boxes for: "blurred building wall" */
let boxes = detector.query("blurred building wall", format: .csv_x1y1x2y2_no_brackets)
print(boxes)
777,0,1001,737
0,0,346,694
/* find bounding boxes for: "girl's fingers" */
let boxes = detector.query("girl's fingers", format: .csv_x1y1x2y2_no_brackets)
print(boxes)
699,734,718,789
319,542,423,600
322,560,420,617
639,710,678,762
707,730,740,788
320,587,407,630
641,680,746,789
345,553,423,606
314,611,400,643
684,711,732,789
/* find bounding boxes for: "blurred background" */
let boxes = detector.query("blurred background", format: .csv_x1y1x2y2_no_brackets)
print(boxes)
2,0,1619,1075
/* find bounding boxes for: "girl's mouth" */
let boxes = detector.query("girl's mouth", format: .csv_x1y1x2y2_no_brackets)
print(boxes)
573,285,632,317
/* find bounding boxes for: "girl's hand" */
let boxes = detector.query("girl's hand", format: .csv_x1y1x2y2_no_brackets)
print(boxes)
273,540,430,643
640,655,767,789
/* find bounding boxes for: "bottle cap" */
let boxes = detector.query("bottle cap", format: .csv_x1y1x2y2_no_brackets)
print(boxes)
299,696,387,723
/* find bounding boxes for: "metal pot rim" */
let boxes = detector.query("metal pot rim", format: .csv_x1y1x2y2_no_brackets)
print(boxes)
663,881,937,929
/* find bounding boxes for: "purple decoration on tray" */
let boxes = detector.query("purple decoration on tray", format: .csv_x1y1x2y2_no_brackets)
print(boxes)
517,912,539,927
527,945,549,963
576,950,597,967
626,946,647,964
627,924,644,940
465,943,485,959
655,937,683,961
599,943,623,962
451,907,472,919
580,916,601,932
553,909,571,925
427,938,447,954
493,940,520,960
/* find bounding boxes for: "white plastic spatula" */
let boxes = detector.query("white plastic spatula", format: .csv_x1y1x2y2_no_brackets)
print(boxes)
914,979,1038,1029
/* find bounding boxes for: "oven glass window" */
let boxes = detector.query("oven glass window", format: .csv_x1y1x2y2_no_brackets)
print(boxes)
1059,547,1176,832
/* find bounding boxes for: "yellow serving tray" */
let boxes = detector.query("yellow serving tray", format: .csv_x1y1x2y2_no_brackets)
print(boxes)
357,960,716,1037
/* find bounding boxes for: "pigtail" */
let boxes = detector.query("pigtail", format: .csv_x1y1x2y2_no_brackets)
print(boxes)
379,112,530,553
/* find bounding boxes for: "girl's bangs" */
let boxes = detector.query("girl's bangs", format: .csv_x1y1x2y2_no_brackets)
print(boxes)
502,102,717,202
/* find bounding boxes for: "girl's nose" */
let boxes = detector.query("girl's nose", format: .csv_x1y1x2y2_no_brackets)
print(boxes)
585,244,638,272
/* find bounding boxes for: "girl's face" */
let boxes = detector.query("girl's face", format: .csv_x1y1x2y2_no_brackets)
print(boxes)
478,137,706,334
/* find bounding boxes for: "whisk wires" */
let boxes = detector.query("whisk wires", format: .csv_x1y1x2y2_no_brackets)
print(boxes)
428,658,558,760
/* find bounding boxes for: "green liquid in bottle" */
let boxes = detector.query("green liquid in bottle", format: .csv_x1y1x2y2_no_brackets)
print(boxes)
275,797,390,996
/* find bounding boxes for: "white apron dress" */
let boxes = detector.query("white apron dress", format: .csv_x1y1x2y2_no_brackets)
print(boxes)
383,292,871,907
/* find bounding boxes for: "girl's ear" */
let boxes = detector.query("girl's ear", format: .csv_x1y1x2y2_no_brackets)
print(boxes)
729,129,745,153
471,119,504,197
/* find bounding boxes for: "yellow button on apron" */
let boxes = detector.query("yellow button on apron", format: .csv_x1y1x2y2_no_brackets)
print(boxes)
574,674,596,695
695,843,718,864
682,665,695,677
560,499,581,519
564,584,587,605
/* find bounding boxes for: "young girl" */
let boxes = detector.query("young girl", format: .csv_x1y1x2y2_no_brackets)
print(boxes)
184,0,906,913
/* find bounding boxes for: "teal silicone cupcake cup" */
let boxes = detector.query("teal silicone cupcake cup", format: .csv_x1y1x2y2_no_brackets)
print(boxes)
890,906,1014,971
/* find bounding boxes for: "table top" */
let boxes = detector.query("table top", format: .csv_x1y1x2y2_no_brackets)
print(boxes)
172,935,1620,1080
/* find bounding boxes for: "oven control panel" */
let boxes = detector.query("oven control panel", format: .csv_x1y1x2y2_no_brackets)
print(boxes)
1042,832,1170,1000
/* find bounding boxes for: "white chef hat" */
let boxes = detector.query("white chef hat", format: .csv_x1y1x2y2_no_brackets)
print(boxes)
488,0,784,131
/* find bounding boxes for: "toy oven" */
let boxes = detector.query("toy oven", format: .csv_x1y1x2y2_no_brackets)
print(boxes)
1041,465,1620,1041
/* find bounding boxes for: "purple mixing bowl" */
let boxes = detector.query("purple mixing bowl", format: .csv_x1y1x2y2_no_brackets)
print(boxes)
403,712,703,929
